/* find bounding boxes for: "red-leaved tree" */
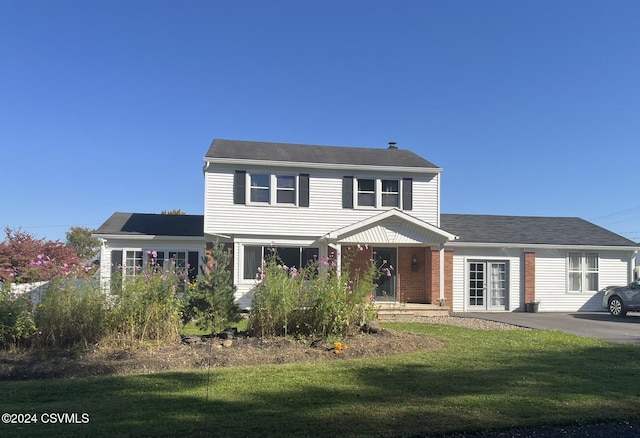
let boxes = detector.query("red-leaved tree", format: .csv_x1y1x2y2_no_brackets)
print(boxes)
0,228,82,283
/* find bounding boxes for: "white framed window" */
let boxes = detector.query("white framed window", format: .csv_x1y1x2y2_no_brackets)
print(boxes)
242,245,319,280
124,250,143,277
247,173,298,205
568,252,599,292
357,179,376,206
276,175,296,204
355,178,401,208
250,173,270,203
381,179,399,207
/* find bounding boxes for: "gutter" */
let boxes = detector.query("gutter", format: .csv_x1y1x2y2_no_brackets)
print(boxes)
203,157,442,175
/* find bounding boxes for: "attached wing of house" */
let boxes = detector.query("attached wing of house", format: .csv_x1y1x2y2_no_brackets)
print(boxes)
93,212,204,292
94,139,640,313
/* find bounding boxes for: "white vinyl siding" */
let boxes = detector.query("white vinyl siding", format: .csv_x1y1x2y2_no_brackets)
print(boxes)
535,249,633,312
204,166,440,238
449,247,522,312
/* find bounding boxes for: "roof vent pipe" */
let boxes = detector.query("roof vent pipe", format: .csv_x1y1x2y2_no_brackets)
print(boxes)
388,141,398,149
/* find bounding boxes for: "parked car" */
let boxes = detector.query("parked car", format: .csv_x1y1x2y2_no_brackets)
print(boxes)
602,280,640,316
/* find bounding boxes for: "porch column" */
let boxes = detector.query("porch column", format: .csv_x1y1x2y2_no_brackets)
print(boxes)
328,243,342,275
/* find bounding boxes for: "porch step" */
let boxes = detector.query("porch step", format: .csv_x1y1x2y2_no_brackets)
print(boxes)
375,303,450,322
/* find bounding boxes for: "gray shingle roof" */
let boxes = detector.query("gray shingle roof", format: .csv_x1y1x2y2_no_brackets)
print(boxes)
94,213,204,237
441,214,638,247
204,139,440,169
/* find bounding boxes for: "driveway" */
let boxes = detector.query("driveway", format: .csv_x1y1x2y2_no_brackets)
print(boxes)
453,311,640,344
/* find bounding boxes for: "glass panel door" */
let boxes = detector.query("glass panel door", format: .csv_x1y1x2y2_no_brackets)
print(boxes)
468,262,486,309
488,262,507,310
468,261,508,311
374,247,397,301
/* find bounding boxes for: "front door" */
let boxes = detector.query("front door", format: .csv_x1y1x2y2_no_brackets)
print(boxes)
374,247,397,301
468,261,508,311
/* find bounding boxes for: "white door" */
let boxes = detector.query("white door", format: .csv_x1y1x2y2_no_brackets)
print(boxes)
467,261,508,311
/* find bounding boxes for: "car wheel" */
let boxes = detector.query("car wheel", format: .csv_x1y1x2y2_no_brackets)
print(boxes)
608,296,627,317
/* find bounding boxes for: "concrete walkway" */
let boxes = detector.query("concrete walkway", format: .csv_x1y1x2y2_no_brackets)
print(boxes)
452,311,640,344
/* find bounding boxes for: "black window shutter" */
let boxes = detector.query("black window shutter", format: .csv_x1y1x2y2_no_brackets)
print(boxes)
234,170,246,204
299,174,309,207
342,176,354,209
402,178,413,210
188,251,199,282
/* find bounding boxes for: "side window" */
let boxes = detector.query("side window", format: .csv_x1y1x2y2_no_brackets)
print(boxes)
243,246,262,280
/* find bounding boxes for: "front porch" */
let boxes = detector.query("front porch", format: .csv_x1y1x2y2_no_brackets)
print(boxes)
321,209,458,310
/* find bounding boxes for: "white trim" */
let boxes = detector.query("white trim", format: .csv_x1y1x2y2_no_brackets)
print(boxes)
445,242,640,251
95,234,203,242
204,157,443,174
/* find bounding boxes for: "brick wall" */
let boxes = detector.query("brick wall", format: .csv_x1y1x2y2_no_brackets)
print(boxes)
397,247,428,303
524,252,536,305
427,249,440,305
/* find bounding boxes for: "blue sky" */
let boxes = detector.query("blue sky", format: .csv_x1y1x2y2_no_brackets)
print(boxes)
2,0,639,243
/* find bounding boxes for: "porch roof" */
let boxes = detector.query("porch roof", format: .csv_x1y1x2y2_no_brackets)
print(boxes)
323,209,458,245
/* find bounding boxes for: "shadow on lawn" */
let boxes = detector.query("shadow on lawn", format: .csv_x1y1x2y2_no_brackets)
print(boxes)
31,341,640,437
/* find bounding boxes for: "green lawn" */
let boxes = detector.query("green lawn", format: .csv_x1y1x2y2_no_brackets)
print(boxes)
2,323,640,437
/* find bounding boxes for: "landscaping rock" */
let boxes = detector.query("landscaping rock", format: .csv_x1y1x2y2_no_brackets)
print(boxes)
222,339,233,348
361,320,383,334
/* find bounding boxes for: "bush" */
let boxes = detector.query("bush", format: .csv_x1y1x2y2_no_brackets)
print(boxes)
107,257,181,346
248,245,379,338
181,243,242,334
35,280,107,349
0,284,37,348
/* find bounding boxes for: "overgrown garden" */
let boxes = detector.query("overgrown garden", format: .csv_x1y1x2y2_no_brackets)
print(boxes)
0,237,386,350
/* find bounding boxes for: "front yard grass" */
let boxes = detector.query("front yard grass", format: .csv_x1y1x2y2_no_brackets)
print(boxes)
2,322,640,437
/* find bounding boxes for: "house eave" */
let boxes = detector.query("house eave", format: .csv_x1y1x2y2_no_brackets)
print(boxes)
203,157,442,174
93,234,204,242
444,241,640,251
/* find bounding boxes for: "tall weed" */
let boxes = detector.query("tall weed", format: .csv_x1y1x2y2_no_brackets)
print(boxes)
35,280,107,348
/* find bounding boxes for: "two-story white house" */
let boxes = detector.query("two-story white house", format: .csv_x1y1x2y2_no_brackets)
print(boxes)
95,139,640,313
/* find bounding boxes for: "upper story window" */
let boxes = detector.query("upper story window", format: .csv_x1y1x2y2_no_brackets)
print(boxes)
346,177,408,209
357,179,376,206
381,180,399,207
568,252,599,292
250,174,270,203
234,170,309,207
276,175,296,204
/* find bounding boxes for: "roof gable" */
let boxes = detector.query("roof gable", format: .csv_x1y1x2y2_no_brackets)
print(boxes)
204,139,440,170
325,209,457,245
94,213,204,237
441,214,638,247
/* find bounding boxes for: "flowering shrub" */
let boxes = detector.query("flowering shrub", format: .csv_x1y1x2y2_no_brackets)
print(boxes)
248,244,381,338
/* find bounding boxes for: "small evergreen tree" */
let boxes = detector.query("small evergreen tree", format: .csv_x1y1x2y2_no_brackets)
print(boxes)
182,242,241,334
